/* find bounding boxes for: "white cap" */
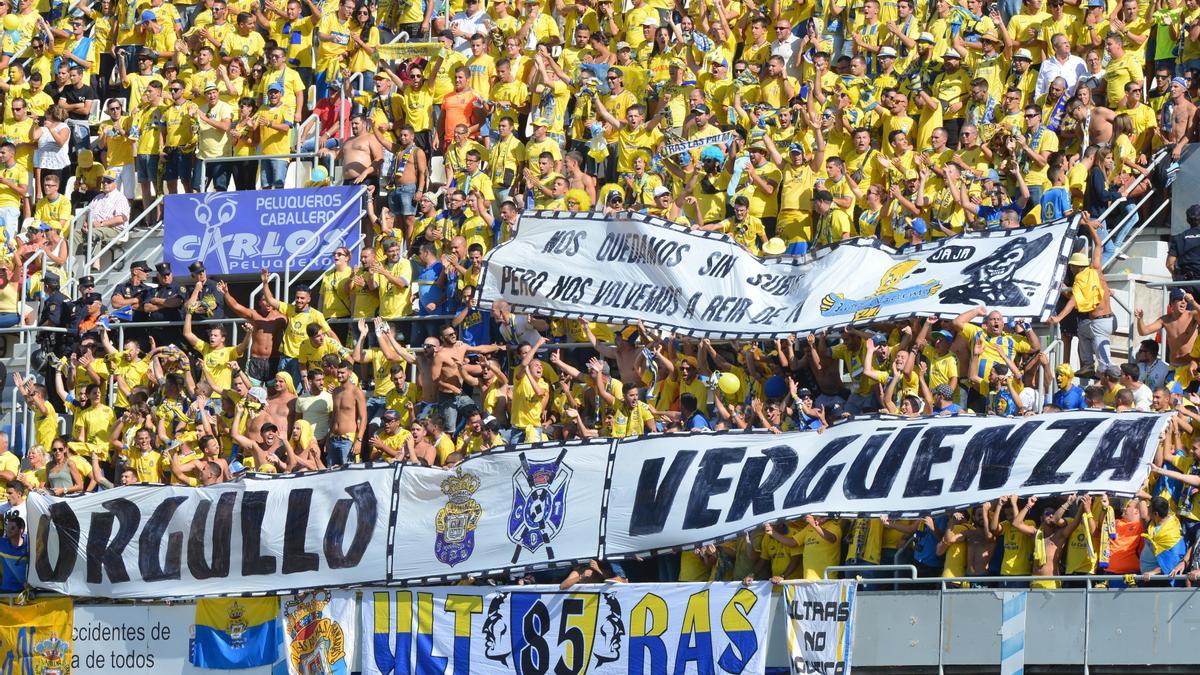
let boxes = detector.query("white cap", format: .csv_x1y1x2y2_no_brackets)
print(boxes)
652,185,670,198
1014,48,1033,60
615,41,631,51
641,16,659,26
943,48,962,59
878,46,898,58
917,31,936,43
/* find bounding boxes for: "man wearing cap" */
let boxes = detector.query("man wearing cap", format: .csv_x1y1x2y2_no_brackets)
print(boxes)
118,49,165,112
1135,288,1199,367
161,78,198,194
1049,219,1114,375
36,272,70,357
931,49,970,144
916,318,960,392
257,82,295,188
183,261,225,321
926,384,962,415
144,262,185,335
110,261,152,341
1161,76,1197,162
742,139,781,234
193,82,234,191
82,168,130,250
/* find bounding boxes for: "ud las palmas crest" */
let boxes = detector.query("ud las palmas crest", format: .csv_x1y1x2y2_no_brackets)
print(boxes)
284,591,349,675
820,259,942,321
227,602,248,648
32,632,69,675
509,450,572,564
435,467,483,566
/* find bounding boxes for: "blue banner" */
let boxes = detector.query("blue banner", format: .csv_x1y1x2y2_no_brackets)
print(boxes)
163,187,364,275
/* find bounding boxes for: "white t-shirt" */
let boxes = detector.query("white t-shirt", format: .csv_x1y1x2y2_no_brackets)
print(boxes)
1131,383,1153,412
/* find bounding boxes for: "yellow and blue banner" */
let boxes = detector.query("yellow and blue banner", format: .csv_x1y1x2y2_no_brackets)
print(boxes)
361,582,772,674
0,597,73,675
281,591,356,675
190,598,283,669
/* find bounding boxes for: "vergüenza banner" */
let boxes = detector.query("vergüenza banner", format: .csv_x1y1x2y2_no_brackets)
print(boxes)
479,211,1076,338
603,412,1168,557
29,466,395,599
163,186,365,276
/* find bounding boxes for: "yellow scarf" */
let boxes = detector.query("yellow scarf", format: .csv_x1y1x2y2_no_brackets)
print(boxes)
1098,504,1117,569
1033,528,1048,566
1071,267,1104,313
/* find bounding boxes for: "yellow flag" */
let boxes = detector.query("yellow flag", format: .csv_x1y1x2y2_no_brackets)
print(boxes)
0,597,73,674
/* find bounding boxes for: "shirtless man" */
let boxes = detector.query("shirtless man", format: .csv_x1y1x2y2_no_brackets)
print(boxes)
232,420,289,473
1048,219,1113,374
1135,289,1199,366
962,502,997,576
240,386,273,446
376,124,429,236
805,332,852,404
1160,76,1197,161
1008,494,1080,589
265,371,297,436
328,359,366,465
415,335,441,405
217,279,287,384
1069,98,1116,147
339,114,383,186
430,323,503,431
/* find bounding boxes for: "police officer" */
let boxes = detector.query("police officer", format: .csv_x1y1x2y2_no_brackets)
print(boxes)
70,276,97,326
184,261,225,321
1167,204,1200,298
111,260,152,345
146,262,185,345
36,272,70,360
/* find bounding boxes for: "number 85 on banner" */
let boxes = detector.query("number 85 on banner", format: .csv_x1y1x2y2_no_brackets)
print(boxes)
362,583,773,674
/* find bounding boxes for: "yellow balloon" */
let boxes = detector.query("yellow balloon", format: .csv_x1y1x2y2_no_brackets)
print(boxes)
717,372,740,396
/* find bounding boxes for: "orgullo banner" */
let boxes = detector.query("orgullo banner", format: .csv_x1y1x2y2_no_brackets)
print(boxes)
361,582,773,675
162,186,365,276
29,413,1167,597
478,211,1076,338
29,465,395,598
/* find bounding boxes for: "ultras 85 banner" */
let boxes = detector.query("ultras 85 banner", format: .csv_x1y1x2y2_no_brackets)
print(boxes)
361,582,772,675
28,466,396,598
478,211,1076,338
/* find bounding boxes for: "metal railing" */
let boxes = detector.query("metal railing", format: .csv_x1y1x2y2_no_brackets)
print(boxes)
3,325,70,454
282,185,367,297
1100,149,1173,272
799,566,1194,675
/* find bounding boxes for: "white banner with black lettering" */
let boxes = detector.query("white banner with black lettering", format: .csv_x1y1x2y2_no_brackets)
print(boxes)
602,412,1167,556
388,441,612,582
783,581,857,675
360,582,772,675
28,465,396,599
479,211,1076,338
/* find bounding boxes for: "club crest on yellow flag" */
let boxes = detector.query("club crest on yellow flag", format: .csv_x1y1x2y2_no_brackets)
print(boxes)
0,597,73,675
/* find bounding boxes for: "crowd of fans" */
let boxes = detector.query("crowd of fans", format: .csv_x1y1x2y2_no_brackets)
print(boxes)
0,0,1190,593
